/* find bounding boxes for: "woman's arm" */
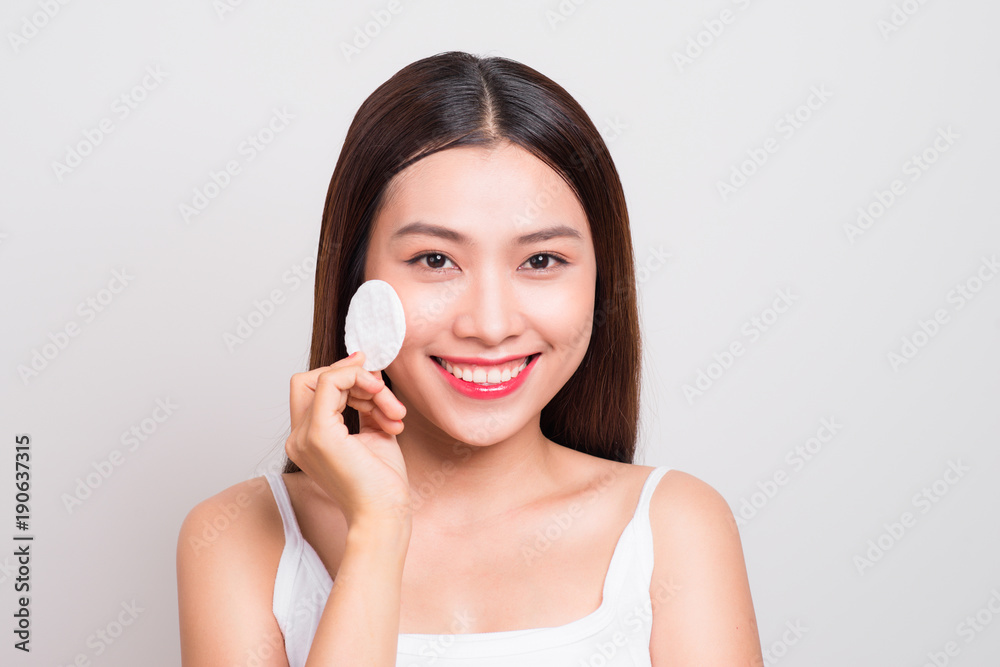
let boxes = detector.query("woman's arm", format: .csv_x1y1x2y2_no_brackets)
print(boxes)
303,517,411,666
177,477,290,667
649,470,764,666
176,479,411,666
282,350,413,664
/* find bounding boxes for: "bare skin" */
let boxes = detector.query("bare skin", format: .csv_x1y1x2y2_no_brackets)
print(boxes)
287,449,660,634
177,141,763,665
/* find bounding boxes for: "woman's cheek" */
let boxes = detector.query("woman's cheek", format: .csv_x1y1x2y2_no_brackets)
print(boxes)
532,286,594,350
406,283,469,331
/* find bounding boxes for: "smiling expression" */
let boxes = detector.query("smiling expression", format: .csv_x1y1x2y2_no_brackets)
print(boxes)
363,141,598,447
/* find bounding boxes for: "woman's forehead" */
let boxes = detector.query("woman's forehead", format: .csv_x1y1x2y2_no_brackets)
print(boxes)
374,144,589,242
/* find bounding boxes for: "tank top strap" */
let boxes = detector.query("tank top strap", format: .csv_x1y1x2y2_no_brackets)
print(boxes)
632,466,672,579
263,471,304,551
264,471,320,652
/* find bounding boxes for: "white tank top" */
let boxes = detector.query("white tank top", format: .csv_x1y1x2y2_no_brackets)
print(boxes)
264,465,671,666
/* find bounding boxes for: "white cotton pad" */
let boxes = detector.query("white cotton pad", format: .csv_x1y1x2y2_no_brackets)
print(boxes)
344,279,406,371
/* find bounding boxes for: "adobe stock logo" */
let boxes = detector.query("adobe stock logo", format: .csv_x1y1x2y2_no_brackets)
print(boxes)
757,619,808,667
734,417,843,528
339,0,405,63
55,600,144,665
716,85,833,202
223,255,315,352
853,459,969,575
917,587,1000,666
7,0,72,53
213,0,247,20
544,0,591,30
683,288,798,404
17,268,135,385
877,0,933,40
843,126,958,245
886,254,998,372
51,65,168,182
178,107,294,224
61,398,180,513
671,0,757,73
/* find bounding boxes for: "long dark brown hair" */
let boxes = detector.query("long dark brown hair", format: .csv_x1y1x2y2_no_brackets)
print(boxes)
282,50,639,473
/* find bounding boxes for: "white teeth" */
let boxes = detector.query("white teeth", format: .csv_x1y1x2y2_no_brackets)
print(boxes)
436,356,532,385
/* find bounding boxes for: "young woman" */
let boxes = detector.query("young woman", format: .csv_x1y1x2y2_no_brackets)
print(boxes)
177,51,763,666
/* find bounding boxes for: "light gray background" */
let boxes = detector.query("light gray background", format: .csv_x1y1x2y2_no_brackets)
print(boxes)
3,1,998,665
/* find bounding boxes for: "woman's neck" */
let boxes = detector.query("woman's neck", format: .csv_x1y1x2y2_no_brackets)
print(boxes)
395,418,567,528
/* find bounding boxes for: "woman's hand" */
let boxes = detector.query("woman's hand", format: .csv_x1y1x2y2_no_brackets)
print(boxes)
285,351,411,528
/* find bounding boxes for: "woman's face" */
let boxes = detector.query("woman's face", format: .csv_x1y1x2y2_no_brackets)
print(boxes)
364,141,598,448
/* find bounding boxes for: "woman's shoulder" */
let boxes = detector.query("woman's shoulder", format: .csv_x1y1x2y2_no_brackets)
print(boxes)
176,473,285,566
176,474,299,661
578,458,730,520
646,467,745,596
648,468,739,540
645,469,761,661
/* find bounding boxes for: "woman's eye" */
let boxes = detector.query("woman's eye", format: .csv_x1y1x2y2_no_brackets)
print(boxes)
409,252,567,272
417,252,449,269
406,252,451,271
521,253,567,271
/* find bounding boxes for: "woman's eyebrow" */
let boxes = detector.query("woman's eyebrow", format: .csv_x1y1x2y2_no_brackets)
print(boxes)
391,221,582,245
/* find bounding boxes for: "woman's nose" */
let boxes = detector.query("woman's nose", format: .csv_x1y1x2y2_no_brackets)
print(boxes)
451,273,525,345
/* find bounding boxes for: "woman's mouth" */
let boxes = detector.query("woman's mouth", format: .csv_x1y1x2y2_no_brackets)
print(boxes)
430,354,540,399
432,354,536,384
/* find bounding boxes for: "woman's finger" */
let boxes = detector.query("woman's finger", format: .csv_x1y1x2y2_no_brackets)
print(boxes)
348,390,404,434
307,360,388,434
290,353,381,431
359,401,404,435
371,382,406,422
